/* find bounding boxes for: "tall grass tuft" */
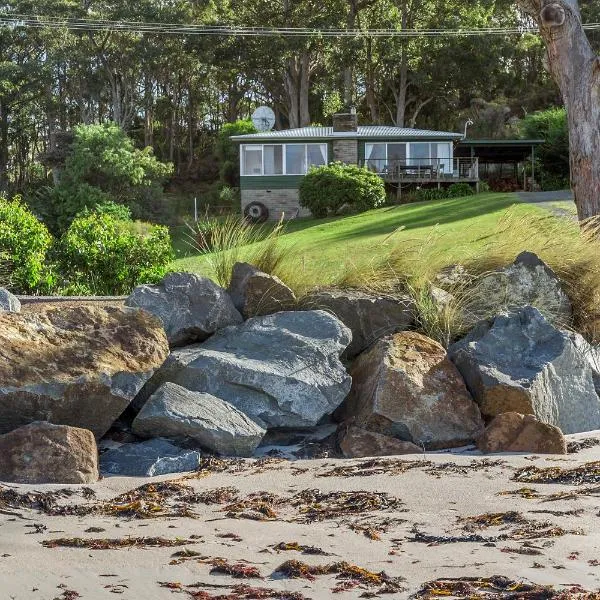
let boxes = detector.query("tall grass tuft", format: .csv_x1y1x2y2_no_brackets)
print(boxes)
185,215,292,288
332,207,600,346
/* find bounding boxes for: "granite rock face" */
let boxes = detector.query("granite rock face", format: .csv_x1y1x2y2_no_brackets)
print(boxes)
0,422,99,484
140,310,352,429
100,438,201,477
126,272,243,347
133,382,265,457
228,262,296,319
477,412,567,455
339,331,484,449
302,288,414,359
0,288,20,312
449,306,600,435
0,306,169,438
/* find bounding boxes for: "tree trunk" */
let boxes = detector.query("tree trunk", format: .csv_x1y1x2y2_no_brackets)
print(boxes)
0,102,9,191
365,37,380,122
518,0,600,220
299,53,311,127
284,58,300,129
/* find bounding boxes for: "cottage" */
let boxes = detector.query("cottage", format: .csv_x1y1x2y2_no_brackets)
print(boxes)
231,110,541,221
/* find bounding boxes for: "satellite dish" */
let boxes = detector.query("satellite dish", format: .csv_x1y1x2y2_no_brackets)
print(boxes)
252,106,276,132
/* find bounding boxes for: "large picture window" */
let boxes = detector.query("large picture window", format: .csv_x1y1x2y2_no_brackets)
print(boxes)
241,143,327,176
365,142,453,174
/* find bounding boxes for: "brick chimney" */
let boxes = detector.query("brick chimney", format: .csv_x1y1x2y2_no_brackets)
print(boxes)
332,107,358,133
332,108,358,164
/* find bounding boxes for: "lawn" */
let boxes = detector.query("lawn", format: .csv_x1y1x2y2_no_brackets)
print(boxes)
172,192,546,291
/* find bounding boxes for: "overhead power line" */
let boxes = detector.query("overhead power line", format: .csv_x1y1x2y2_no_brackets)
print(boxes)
1,14,600,37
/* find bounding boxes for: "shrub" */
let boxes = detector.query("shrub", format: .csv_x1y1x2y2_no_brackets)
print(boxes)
216,120,257,186
56,212,173,295
447,183,475,198
50,123,173,231
299,162,386,218
415,188,448,202
0,196,53,293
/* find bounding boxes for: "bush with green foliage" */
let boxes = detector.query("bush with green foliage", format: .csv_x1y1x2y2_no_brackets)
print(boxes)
50,123,173,231
415,184,475,203
0,196,53,293
216,120,257,186
448,183,475,198
520,108,569,189
299,162,386,218
56,211,173,295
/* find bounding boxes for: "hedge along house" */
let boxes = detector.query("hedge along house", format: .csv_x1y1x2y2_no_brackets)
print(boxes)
231,110,478,221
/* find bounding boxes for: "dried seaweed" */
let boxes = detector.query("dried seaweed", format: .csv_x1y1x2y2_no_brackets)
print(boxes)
500,546,544,556
209,559,263,579
291,489,403,522
458,512,526,530
514,462,600,485
223,492,283,521
160,582,310,599
498,488,542,500
414,575,600,598
316,459,431,478
567,438,600,454
272,542,331,556
409,530,496,545
41,536,196,550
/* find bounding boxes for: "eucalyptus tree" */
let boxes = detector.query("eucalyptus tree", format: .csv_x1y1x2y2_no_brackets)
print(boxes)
517,0,600,220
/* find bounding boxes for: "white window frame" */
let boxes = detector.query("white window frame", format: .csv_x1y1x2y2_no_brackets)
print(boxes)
240,143,328,176
365,142,453,171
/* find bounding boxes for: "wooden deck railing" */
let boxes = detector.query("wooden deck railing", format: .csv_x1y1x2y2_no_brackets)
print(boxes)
360,158,479,182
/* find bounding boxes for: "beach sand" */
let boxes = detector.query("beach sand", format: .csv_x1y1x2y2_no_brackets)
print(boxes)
2,435,600,599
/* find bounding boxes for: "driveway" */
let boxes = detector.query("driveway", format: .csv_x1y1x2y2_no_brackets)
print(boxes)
517,190,576,219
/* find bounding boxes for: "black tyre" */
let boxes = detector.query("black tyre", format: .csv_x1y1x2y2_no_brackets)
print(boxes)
244,201,269,223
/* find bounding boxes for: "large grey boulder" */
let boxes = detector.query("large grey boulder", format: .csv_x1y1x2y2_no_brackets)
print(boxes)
449,306,600,435
338,331,484,449
126,272,243,347
0,422,99,484
228,262,296,319
0,306,169,438
133,382,265,457
0,288,20,312
473,252,572,325
100,438,201,477
138,311,352,429
302,288,414,359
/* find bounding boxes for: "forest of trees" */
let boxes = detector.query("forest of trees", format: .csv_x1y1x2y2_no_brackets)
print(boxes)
1,0,599,196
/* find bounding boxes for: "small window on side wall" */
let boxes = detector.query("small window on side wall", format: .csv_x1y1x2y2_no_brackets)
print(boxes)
264,145,283,175
242,145,263,175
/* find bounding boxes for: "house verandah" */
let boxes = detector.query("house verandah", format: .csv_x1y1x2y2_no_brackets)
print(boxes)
231,111,541,221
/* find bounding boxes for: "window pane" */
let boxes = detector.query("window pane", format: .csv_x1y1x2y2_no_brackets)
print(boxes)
286,145,306,174
365,143,386,172
388,143,406,161
242,146,263,175
409,143,430,166
264,145,283,175
436,143,452,175
307,144,326,168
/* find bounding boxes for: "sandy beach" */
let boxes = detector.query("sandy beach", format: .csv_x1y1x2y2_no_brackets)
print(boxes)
2,437,600,599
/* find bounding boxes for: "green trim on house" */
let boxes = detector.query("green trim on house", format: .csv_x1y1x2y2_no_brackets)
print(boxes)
240,175,306,190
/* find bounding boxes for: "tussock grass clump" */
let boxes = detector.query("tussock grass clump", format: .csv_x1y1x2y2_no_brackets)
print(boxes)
185,216,292,287
332,208,600,346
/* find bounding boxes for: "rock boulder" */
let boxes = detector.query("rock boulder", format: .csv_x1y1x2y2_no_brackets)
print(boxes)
139,311,352,429
474,252,572,325
449,306,600,435
0,422,98,484
126,272,242,347
302,288,414,359
100,438,201,477
338,331,484,449
228,262,296,319
477,412,567,454
0,306,169,438
0,288,20,312
337,424,422,458
133,382,265,457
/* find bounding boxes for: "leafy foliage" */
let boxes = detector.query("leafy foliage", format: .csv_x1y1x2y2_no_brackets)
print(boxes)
520,108,569,188
0,196,53,293
50,123,173,231
415,184,475,203
216,120,257,186
299,162,386,218
56,211,173,295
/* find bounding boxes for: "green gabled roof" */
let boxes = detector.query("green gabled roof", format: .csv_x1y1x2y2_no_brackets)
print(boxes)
232,125,463,142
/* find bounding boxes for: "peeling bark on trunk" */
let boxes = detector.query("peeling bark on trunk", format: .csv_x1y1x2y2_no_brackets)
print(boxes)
518,0,600,220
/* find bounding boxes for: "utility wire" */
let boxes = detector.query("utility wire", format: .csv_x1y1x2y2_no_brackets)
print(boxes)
2,14,600,37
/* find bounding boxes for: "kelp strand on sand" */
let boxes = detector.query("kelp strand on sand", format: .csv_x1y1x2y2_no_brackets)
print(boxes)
41,536,197,550
514,462,600,485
